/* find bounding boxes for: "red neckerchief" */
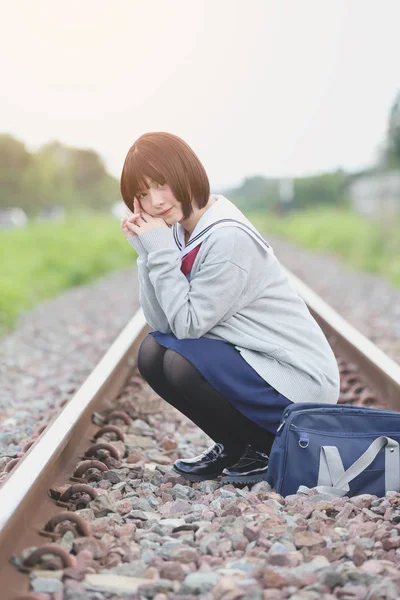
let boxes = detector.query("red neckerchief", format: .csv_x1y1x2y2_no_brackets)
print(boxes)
181,243,202,275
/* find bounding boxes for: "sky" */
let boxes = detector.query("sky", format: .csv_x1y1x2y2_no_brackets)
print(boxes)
1,0,400,190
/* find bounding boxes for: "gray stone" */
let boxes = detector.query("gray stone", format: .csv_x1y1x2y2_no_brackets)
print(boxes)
250,480,272,493
75,508,95,522
220,489,237,499
90,493,117,516
141,549,155,564
355,537,375,550
130,497,154,512
158,518,186,528
84,573,153,594
59,530,75,552
284,514,298,528
225,560,261,575
137,578,176,597
32,577,64,593
100,560,148,577
128,510,149,520
104,469,125,483
269,542,289,554
181,571,220,594
164,485,194,501
2,443,21,456
131,419,152,434
157,540,184,558
0,432,14,444
197,480,220,493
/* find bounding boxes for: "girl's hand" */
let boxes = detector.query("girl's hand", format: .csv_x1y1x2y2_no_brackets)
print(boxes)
120,204,141,239
125,197,168,236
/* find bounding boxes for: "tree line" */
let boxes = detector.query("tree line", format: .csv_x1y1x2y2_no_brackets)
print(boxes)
1,91,399,216
0,135,119,216
227,91,400,213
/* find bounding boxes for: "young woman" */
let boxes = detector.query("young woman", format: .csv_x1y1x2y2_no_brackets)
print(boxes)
120,131,340,485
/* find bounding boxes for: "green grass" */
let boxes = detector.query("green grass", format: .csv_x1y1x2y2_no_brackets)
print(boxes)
249,206,400,287
0,211,136,337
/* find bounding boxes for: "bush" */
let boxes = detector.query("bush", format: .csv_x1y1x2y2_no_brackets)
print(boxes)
0,212,136,336
249,207,400,287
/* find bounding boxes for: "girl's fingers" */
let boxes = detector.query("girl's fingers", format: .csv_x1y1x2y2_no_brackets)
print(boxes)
126,220,138,230
134,198,144,214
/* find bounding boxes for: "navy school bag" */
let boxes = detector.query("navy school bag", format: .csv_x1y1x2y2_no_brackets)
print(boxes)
266,402,400,498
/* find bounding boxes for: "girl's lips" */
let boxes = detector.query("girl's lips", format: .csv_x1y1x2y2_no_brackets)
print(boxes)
160,207,172,216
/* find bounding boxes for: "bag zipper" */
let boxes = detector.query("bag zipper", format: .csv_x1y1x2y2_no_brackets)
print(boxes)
278,407,400,435
276,411,295,433
290,426,400,438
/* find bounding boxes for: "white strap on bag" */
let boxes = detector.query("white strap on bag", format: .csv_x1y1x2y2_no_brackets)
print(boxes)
297,436,400,498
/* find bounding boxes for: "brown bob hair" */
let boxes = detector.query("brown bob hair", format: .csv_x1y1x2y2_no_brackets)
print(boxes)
120,132,210,219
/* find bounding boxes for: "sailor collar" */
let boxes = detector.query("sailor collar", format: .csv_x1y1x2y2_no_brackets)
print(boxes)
172,194,274,259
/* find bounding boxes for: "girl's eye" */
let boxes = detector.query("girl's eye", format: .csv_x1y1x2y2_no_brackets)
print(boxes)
136,182,165,199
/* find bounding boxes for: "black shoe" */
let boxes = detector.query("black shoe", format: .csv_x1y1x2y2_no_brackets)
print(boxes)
172,442,242,482
220,444,269,485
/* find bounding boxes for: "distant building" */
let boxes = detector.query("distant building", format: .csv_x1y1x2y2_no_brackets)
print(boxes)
36,205,65,222
348,171,400,218
0,207,28,228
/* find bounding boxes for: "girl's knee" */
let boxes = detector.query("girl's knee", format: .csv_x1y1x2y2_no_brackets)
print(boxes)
163,349,197,389
137,334,165,377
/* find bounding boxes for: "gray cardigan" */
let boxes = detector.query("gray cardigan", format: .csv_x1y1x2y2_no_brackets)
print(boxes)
128,225,340,405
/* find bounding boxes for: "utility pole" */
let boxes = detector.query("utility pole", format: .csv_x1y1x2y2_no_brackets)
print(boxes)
278,178,294,215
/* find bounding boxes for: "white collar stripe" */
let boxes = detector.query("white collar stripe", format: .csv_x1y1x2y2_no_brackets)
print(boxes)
171,195,274,259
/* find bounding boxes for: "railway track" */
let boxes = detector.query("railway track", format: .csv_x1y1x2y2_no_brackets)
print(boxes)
1,267,400,600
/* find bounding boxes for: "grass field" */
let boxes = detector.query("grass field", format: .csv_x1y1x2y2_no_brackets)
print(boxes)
0,212,136,337
251,207,400,287
1,207,399,337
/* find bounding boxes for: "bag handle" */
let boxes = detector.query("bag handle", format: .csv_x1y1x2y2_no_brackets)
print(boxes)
298,436,400,498
318,446,349,492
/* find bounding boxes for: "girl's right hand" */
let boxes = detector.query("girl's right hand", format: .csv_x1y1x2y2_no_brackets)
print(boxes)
120,199,142,239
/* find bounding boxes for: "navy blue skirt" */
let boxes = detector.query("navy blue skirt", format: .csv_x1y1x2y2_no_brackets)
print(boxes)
150,331,293,435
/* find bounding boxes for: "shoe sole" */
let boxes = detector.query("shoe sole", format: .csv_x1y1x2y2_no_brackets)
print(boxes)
172,465,222,482
220,471,269,485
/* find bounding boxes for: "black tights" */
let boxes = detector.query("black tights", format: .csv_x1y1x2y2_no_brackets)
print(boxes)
137,334,276,456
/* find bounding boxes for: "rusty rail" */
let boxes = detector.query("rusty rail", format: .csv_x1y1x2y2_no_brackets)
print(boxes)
284,268,400,409
0,310,149,598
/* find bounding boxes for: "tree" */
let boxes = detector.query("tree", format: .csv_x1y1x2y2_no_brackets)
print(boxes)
0,134,120,214
384,91,400,168
0,134,33,211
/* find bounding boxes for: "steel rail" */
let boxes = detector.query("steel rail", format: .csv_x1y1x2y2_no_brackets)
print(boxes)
283,268,400,409
0,309,149,598
0,270,400,598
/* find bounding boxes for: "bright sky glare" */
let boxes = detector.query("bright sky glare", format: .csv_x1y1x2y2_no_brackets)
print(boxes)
1,0,399,189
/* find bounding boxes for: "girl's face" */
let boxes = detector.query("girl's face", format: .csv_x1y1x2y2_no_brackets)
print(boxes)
135,177,185,224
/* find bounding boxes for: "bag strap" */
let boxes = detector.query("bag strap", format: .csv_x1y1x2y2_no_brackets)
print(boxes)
318,446,349,490
298,436,400,498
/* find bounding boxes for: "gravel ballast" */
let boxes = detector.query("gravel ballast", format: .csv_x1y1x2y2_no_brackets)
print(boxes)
2,237,400,598
15,368,400,600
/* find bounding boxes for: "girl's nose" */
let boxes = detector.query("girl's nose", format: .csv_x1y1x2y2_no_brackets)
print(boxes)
148,189,164,208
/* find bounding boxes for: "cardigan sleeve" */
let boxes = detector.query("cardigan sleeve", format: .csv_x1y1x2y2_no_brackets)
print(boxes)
137,227,249,339
127,235,172,333
127,234,146,256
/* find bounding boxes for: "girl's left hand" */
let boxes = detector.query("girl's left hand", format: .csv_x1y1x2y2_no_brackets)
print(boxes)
125,200,168,235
